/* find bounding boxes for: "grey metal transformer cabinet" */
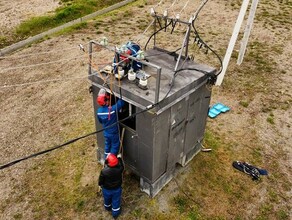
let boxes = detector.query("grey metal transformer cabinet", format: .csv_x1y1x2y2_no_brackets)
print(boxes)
88,43,215,197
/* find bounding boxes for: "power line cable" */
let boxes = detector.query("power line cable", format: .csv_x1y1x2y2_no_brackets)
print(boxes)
0,74,96,89
180,0,190,14
0,50,101,73
0,42,107,72
191,0,223,76
154,0,165,9
0,42,147,88
1,57,79,73
0,56,114,89
0,57,77,72
166,0,178,16
192,0,209,21
176,0,191,23
0,54,183,170
144,19,174,50
134,19,155,44
0,44,88,60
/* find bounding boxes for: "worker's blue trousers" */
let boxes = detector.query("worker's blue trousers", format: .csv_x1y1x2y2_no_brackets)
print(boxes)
104,133,120,159
102,187,122,217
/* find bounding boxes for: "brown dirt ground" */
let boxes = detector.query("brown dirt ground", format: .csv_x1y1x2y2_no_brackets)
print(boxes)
0,0,291,219
0,0,60,36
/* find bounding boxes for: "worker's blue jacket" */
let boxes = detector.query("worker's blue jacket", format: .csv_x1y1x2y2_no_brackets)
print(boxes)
97,99,125,136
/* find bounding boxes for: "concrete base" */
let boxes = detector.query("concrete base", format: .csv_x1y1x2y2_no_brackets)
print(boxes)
139,141,202,197
140,168,175,198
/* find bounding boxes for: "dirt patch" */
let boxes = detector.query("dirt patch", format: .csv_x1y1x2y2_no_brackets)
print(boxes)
0,0,59,36
0,0,291,219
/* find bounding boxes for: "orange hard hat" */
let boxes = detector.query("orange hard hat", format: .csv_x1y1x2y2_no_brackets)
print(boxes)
97,89,109,106
106,153,118,167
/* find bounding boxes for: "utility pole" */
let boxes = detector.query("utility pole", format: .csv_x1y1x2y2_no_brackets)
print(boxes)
215,0,250,86
237,0,259,65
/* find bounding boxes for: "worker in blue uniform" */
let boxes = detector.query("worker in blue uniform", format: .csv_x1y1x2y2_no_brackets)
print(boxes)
99,153,124,219
97,89,125,159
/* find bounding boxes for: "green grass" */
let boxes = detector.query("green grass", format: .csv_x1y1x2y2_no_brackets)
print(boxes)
13,213,23,220
0,0,123,49
239,100,249,108
267,113,275,124
14,114,99,219
174,196,188,213
16,0,122,38
277,209,290,220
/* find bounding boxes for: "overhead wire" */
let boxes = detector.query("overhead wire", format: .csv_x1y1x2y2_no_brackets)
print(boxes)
0,57,79,72
0,49,100,73
0,44,112,88
0,76,88,89
0,44,115,89
166,0,222,88
154,0,165,9
150,0,221,97
134,0,183,45
134,19,155,44
169,0,191,32
166,0,178,16
177,0,191,23
0,44,88,60
180,0,190,14
0,70,105,89
0,47,113,90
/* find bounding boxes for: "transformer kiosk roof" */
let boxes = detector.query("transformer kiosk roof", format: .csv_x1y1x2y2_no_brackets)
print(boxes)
88,48,216,113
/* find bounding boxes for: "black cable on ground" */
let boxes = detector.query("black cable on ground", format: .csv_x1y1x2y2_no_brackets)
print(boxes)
0,101,157,170
0,131,98,170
